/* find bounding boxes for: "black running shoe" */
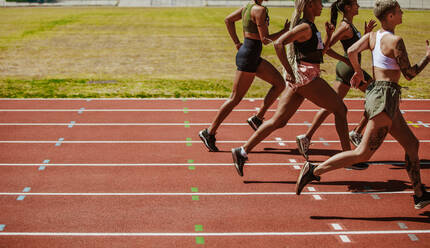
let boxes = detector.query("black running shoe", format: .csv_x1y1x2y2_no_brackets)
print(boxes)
296,162,320,195
232,147,248,177
247,115,263,131
414,187,430,209
198,128,219,152
347,162,369,170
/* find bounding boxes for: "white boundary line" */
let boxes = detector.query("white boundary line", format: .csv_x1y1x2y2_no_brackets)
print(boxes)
1,161,425,167
0,191,415,196
1,140,430,144
0,98,429,101
0,122,429,126
0,230,429,237
0,109,429,112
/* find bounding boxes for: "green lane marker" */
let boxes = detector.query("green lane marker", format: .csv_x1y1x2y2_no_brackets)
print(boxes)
191,187,198,193
188,159,195,170
184,121,190,128
196,237,205,244
195,225,203,232
186,137,192,146
192,195,199,201
183,107,189,114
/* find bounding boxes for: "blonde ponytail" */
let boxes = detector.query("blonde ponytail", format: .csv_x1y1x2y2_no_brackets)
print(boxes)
283,0,310,83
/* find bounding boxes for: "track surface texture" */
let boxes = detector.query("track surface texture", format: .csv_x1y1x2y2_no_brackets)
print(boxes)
0,98,429,248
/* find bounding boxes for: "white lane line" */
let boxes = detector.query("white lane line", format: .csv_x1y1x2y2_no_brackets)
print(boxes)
339,235,351,243
1,122,429,127
0,161,428,167
0,191,416,196
0,230,429,236
1,109,430,112
1,140,430,144
312,195,322,200
0,98,428,101
331,224,343,230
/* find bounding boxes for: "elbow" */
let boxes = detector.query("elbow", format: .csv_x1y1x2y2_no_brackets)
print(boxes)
224,18,232,25
347,47,355,57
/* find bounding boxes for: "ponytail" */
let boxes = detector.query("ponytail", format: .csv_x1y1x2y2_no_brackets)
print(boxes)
330,0,340,27
330,0,351,27
284,0,310,83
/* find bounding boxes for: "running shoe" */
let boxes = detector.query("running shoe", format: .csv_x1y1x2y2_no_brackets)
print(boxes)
198,128,219,152
296,134,310,160
347,162,369,170
349,130,363,147
232,147,248,177
247,115,263,131
296,161,320,195
414,186,430,209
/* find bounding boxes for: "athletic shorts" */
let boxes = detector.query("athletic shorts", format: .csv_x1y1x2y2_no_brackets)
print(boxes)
236,38,262,73
365,81,401,120
289,62,321,90
335,60,372,86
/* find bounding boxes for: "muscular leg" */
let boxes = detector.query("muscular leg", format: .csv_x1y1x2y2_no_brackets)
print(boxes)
314,112,392,176
243,87,304,153
208,71,255,135
254,59,286,119
354,113,368,134
305,81,350,140
297,77,351,151
389,109,424,197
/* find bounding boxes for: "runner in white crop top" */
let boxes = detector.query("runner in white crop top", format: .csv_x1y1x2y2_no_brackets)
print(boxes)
372,30,400,70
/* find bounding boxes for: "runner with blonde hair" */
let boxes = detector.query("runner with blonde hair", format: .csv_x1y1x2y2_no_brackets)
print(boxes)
295,0,377,162
232,0,360,176
296,0,430,209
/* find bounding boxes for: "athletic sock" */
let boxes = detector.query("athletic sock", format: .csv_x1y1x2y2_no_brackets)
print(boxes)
240,147,248,158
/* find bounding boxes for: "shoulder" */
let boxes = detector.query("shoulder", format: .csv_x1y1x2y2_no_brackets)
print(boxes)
251,4,267,16
337,21,352,33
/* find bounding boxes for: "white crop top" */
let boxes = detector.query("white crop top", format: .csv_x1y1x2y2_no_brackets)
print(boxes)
372,30,400,70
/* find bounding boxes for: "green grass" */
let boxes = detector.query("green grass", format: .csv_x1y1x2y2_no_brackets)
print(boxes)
0,7,429,98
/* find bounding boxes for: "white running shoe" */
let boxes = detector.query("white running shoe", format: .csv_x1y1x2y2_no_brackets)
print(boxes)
296,134,310,160
349,130,363,147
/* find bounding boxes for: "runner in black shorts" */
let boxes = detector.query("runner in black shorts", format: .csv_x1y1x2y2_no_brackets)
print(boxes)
295,0,377,166
199,0,289,152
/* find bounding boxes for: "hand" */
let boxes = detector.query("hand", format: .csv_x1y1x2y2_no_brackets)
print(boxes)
235,42,242,50
283,19,291,31
350,71,364,89
325,22,335,37
284,70,296,86
364,20,377,34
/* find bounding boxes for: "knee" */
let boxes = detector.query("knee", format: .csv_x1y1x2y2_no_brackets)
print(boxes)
333,102,347,118
227,94,242,106
352,147,372,162
267,118,287,129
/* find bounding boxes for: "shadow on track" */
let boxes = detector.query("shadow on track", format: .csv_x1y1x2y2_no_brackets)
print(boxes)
310,211,430,224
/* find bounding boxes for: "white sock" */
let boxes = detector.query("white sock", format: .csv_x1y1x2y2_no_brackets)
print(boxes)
240,147,248,158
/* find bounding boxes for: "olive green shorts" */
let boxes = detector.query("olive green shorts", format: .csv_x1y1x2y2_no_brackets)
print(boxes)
365,81,401,120
335,60,372,86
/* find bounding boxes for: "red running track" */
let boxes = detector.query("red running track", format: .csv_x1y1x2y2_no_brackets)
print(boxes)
0,98,429,247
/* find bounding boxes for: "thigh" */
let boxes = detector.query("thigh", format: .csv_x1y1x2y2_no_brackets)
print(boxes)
357,112,392,154
389,109,418,148
296,77,345,113
255,58,285,87
331,80,350,99
271,87,304,122
230,70,256,100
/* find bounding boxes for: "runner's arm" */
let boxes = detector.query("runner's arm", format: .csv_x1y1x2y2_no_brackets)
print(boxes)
394,38,430,81
225,7,244,50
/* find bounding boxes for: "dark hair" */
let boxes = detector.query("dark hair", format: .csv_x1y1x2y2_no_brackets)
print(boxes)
330,0,352,27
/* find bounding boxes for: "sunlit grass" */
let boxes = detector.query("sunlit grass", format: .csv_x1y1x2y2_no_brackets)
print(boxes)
0,7,428,98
